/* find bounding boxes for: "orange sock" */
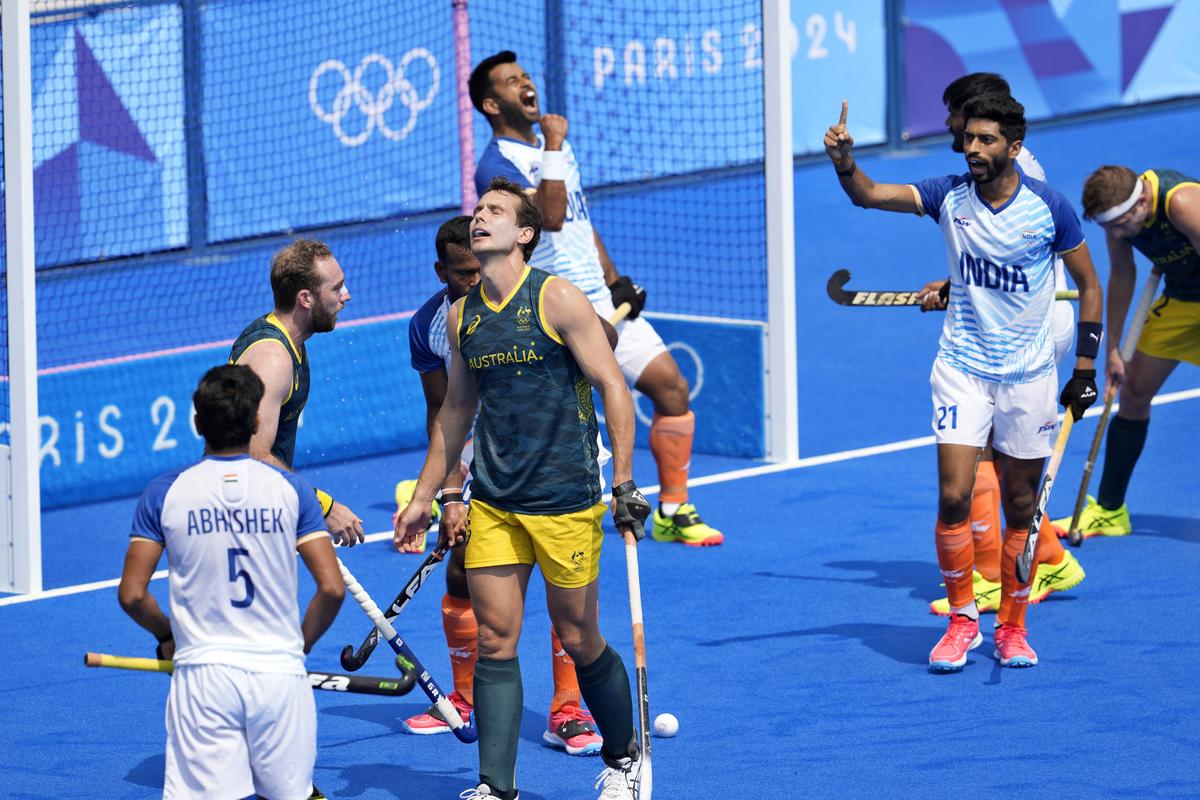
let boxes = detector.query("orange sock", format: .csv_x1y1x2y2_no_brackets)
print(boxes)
935,519,975,611
441,593,477,705
548,626,581,713
998,528,1033,629
970,461,1002,582
1036,518,1066,566
650,411,694,504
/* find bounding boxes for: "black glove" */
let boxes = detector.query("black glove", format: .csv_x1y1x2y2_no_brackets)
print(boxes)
1059,368,1098,422
612,480,652,541
608,276,647,320
155,633,174,661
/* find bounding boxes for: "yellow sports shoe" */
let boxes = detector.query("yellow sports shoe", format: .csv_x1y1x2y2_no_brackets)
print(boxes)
393,479,440,553
1029,550,1086,604
929,571,1002,616
1052,495,1131,539
650,503,723,546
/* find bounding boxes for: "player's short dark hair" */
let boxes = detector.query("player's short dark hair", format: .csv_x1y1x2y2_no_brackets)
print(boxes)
942,73,1011,113
270,239,333,312
482,177,541,261
469,50,517,116
1082,165,1139,221
961,92,1026,146
435,216,473,262
193,365,263,451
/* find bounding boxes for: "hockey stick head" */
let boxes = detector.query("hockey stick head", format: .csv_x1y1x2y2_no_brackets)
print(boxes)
826,269,855,305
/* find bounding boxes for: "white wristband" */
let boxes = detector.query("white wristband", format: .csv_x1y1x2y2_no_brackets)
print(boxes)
541,150,567,182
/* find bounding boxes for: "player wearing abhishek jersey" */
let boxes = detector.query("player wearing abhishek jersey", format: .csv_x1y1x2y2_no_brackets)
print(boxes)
118,365,343,800
1056,165,1200,538
921,74,1085,616
468,50,723,547
826,93,1103,670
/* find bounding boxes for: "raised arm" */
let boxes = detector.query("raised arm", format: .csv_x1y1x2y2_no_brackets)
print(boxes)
535,114,569,231
825,100,922,214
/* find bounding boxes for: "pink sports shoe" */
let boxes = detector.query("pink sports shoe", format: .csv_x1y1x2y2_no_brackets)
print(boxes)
402,691,472,734
928,615,982,671
542,703,603,756
994,625,1038,667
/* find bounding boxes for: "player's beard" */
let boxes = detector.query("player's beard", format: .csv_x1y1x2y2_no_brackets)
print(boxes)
310,302,338,333
970,152,1008,185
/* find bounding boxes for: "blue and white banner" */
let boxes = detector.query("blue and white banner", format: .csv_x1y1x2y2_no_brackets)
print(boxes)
904,0,1200,138
14,4,187,268
201,0,458,242
562,0,885,185
36,312,764,507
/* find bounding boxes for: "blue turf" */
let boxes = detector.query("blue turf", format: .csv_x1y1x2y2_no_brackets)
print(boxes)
3,103,1200,798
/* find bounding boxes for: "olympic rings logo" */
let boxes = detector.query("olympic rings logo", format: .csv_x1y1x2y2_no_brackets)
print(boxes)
309,50,440,147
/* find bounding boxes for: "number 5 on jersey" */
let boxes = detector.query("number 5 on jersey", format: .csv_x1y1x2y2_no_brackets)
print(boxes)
228,548,255,608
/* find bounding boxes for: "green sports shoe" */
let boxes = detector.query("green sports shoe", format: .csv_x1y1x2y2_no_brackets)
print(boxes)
1052,495,1131,539
929,571,1002,616
651,503,723,546
1030,550,1086,604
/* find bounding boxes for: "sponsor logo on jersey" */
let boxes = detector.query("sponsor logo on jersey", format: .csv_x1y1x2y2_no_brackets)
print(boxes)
465,314,482,336
954,215,972,228
1037,419,1058,434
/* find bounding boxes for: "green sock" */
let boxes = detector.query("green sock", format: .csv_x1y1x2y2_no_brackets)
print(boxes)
575,644,635,761
474,656,522,800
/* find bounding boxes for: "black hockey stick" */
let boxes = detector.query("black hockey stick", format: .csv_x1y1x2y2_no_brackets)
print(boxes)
340,540,449,671
826,270,1078,307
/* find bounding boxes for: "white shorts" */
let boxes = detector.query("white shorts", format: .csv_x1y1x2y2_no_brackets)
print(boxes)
591,294,668,385
929,358,1059,460
164,664,316,800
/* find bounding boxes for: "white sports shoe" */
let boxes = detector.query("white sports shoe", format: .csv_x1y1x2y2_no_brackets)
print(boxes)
594,756,640,800
459,785,517,800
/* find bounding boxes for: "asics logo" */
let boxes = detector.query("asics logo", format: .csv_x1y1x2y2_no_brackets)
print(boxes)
309,50,440,147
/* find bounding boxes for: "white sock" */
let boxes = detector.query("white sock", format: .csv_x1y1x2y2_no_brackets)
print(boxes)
952,602,979,621
659,502,681,517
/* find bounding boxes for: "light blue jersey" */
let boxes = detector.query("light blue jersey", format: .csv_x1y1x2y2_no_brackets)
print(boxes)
475,136,607,300
914,171,1084,384
131,455,328,674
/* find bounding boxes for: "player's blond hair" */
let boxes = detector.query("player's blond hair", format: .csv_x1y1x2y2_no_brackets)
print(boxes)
270,239,333,311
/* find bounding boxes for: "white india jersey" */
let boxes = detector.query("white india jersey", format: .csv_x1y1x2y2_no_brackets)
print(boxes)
913,171,1085,384
130,456,328,674
475,135,607,300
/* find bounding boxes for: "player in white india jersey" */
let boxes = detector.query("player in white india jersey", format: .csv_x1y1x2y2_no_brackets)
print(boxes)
826,93,1103,670
118,365,343,800
921,73,1086,618
468,50,723,547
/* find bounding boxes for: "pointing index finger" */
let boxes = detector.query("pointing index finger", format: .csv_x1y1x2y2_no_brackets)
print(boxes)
839,99,848,126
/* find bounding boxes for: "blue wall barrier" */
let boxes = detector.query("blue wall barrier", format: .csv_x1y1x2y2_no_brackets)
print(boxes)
36,312,764,508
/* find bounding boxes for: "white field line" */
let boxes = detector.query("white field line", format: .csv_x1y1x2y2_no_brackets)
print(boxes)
4,386,1197,608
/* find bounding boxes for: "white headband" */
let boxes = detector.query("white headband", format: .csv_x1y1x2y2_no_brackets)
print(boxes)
1093,180,1143,224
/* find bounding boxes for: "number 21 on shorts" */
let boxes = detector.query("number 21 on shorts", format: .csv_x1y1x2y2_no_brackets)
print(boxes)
936,404,958,430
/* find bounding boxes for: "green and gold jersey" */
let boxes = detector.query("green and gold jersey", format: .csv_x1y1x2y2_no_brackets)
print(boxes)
1129,169,1200,301
457,266,601,514
229,313,309,468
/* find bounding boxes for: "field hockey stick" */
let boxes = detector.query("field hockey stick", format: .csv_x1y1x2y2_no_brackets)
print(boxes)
1065,269,1162,546
83,652,416,697
339,540,449,671
337,558,477,743
623,530,653,799
1016,413,1075,584
826,269,1078,306
610,301,632,324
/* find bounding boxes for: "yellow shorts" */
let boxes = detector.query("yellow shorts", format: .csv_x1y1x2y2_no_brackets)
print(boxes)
465,499,607,588
1137,295,1200,366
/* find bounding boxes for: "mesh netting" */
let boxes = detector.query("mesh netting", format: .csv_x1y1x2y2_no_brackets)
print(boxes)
557,0,768,321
